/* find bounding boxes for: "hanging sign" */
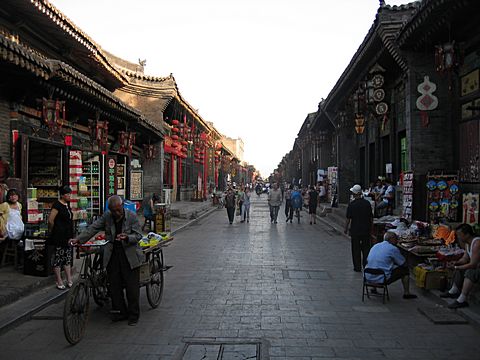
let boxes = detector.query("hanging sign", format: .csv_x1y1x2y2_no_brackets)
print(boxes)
130,170,144,201
107,157,116,197
416,76,439,127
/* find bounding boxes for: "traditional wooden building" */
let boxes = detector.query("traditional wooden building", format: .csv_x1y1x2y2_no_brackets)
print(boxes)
278,0,480,225
0,0,163,228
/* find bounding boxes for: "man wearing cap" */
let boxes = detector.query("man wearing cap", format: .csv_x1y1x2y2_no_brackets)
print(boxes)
345,184,373,272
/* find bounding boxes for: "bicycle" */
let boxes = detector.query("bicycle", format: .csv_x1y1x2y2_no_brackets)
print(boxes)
294,207,301,224
63,238,170,345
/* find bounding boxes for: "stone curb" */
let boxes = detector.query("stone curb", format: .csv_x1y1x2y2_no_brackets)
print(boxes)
171,206,217,236
0,206,217,335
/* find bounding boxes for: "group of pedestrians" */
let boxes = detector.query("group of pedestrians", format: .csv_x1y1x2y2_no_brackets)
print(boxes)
224,181,324,225
224,186,251,224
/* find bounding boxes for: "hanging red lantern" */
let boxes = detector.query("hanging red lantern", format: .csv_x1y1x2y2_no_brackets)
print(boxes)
118,131,129,153
171,134,179,140
172,127,180,133
172,119,180,126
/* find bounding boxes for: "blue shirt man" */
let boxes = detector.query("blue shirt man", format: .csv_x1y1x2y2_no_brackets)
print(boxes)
365,231,417,299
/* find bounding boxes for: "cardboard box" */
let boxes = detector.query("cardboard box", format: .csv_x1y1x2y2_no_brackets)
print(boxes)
414,266,447,290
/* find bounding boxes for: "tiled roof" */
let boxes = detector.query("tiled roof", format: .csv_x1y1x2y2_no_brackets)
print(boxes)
397,0,475,48
322,3,420,113
0,32,51,79
27,0,128,84
47,60,162,134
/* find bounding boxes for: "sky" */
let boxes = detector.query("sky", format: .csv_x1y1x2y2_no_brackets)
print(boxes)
50,0,410,178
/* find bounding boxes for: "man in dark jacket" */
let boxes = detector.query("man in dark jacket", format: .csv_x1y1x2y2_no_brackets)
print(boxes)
71,195,144,325
345,184,373,272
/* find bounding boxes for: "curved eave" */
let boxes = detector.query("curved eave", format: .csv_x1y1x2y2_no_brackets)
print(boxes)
25,0,128,85
0,33,51,79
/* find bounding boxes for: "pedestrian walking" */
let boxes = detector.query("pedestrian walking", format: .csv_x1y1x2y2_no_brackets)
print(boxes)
225,187,236,224
48,186,74,290
268,182,282,223
71,195,144,326
237,186,245,220
291,187,303,223
344,184,373,272
284,184,293,222
308,185,318,225
241,187,251,223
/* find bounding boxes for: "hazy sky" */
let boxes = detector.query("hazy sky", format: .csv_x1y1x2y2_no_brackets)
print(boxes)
50,0,409,177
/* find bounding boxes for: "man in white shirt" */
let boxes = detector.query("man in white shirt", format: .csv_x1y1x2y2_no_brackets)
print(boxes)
442,224,480,309
365,231,417,299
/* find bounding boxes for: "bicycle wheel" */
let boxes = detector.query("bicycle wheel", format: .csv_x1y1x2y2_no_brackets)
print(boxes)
63,280,90,345
146,257,164,308
91,253,108,307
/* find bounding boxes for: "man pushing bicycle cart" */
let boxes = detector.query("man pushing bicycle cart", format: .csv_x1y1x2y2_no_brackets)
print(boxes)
70,195,144,326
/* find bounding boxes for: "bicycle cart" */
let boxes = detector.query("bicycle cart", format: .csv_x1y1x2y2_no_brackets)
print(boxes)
63,237,172,345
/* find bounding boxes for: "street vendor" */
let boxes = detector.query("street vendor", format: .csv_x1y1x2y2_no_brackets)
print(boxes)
70,195,144,326
441,224,480,309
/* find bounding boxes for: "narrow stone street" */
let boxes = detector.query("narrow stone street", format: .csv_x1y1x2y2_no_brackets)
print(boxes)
0,194,479,359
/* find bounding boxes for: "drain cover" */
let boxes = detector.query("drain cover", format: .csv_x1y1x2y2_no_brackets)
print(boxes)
173,338,268,360
282,269,330,280
418,306,468,324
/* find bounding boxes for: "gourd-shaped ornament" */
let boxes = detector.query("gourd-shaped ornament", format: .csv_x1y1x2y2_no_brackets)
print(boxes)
416,76,438,127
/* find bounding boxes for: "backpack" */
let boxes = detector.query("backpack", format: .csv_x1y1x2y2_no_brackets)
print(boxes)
291,192,302,209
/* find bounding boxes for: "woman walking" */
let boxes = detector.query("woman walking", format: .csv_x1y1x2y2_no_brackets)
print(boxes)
225,187,236,225
284,184,293,222
241,187,251,223
308,185,319,224
48,186,74,290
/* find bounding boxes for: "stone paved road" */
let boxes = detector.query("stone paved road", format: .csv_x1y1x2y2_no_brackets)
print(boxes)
1,194,479,359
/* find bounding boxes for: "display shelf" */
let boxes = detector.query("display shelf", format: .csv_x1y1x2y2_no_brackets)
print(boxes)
30,173,58,176
31,184,58,187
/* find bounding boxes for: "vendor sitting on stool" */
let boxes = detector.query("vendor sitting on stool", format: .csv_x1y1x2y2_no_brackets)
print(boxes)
365,231,417,299
441,223,480,309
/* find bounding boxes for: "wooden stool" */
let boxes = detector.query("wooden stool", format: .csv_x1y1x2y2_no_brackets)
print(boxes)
1,239,18,267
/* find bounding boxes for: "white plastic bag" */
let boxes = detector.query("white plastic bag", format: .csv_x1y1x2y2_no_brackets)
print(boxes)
6,209,24,240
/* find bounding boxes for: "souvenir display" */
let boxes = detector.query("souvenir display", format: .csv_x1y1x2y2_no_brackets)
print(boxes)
426,172,460,222
426,180,437,191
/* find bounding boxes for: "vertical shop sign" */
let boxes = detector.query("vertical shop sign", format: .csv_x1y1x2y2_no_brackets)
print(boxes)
107,157,116,197
402,172,414,221
130,170,143,201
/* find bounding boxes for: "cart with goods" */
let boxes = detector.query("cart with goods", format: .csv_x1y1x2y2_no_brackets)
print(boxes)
63,232,173,345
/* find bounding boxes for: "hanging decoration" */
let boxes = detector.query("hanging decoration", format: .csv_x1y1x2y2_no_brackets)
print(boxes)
95,120,109,153
118,131,129,153
42,98,65,138
128,132,136,157
354,114,365,134
435,41,459,74
143,143,157,161
416,75,439,128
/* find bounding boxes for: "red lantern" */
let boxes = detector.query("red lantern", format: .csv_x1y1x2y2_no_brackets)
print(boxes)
172,127,180,133
171,135,179,140
172,119,180,126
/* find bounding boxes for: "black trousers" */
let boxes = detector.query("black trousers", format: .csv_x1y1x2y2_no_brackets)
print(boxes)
107,246,140,321
351,235,371,271
226,206,235,223
285,199,293,220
